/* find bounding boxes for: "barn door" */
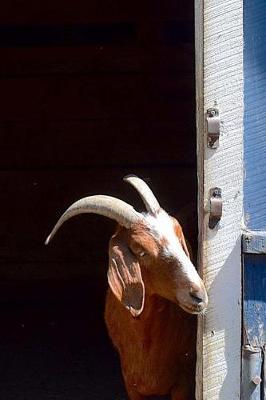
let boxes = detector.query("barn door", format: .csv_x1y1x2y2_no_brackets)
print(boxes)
195,1,243,400
242,2,266,399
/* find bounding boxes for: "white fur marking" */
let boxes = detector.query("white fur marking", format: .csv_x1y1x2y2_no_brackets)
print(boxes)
144,210,202,286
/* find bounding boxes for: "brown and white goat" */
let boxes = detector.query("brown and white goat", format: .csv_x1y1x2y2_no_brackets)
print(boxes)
46,175,208,400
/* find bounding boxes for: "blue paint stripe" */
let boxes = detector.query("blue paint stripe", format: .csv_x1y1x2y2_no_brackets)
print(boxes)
244,2,266,230
243,254,266,347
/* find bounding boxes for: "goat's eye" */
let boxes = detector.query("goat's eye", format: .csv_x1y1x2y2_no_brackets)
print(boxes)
134,249,147,257
139,251,146,257
130,243,147,257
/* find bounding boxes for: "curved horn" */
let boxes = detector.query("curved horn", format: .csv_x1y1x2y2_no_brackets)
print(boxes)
123,175,161,215
45,195,143,245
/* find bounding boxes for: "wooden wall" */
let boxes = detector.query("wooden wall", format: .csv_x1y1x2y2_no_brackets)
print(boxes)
195,1,243,400
0,0,196,300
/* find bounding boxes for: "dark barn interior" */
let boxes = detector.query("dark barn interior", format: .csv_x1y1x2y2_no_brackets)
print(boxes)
1,1,197,399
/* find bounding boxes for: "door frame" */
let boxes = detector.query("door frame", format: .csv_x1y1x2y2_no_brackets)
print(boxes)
195,1,244,399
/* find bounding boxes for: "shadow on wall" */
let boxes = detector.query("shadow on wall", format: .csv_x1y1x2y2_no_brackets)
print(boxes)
204,238,241,399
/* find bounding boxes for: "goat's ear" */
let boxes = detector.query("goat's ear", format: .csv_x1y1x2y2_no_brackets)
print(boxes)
107,235,145,317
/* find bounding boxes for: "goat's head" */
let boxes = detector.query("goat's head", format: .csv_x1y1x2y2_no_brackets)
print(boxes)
45,175,208,317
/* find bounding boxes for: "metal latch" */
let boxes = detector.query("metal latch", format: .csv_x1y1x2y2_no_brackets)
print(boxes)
209,187,222,229
207,107,220,148
242,345,262,400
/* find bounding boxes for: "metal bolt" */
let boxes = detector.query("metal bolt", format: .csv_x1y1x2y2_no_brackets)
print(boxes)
207,108,217,117
252,376,261,385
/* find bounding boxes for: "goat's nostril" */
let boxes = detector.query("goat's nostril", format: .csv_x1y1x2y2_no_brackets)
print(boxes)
190,292,204,304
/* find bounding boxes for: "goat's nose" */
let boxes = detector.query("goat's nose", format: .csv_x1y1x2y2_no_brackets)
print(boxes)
189,289,205,304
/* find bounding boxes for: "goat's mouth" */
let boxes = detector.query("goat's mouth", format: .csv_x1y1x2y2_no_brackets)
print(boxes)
176,287,208,315
178,301,207,315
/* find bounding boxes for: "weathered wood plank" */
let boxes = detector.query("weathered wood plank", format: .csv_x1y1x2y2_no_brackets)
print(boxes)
0,261,107,282
1,120,195,169
0,23,136,47
195,1,243,399
195,2,204,397
0,168,196,264
0,0,193,24
0,45,193,77
0,75,193,122
0,274,108,301
243,254,266,347
0,21,193,48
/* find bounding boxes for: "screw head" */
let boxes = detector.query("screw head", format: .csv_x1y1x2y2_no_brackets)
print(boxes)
252,376,261,385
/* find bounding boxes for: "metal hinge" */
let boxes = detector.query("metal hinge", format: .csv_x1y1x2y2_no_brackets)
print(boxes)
207,107,220,148
208,187,222,229
241,345,263,400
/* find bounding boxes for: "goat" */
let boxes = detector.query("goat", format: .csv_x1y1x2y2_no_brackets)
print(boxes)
45,175,208,400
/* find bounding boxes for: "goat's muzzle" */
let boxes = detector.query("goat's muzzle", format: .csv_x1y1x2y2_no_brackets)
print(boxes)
176,282,208,315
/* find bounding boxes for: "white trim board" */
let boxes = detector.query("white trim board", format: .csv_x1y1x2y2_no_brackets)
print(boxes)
195,1,243,400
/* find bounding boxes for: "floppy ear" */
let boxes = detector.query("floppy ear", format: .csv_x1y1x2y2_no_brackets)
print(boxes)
107,234,145,317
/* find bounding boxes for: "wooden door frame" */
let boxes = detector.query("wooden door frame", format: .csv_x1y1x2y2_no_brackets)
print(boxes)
195,1,244,399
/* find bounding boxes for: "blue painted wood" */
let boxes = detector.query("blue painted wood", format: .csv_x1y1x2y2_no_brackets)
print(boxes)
244,2,266,230
243,254,266,347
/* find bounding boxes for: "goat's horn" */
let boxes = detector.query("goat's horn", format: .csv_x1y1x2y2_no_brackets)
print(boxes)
123,175,160,215
45,195,143,245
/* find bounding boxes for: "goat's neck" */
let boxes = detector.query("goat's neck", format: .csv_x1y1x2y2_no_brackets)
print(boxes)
126,291,195,360
141,293,170,318
132,292,181,337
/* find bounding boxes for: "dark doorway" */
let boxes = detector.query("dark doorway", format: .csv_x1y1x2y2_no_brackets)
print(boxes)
1,1,196,398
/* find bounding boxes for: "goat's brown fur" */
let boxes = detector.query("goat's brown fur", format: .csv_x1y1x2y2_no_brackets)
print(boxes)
105,289,196,399
104,222,198,399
